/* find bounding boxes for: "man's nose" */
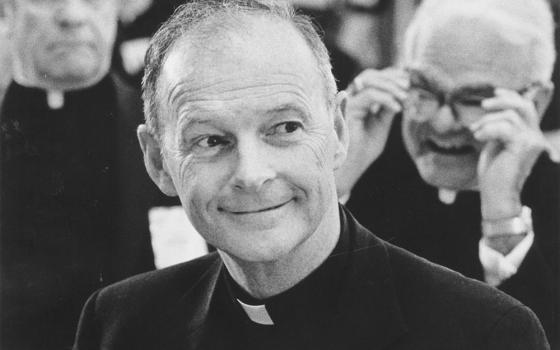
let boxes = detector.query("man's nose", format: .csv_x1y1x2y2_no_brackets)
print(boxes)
54,0,89,28
430,105,463,133
231,140,275,192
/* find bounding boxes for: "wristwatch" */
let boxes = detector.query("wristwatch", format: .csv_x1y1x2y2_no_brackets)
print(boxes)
481,206,533,238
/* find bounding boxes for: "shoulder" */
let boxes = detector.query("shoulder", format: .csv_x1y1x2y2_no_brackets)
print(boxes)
386,241,513,307
92,252,221,315
74,253,222,348
383,240,547,347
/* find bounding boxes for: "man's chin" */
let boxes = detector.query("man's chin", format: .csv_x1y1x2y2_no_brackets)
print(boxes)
415,155,478,191
41,62,107,90
51,75,104,91
218,237,296,264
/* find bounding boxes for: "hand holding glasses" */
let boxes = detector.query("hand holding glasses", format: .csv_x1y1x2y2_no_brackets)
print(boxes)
404,69,542,129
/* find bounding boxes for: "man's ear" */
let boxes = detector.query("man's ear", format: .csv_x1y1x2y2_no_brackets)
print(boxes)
137,125,178,196
332,91,349,170
533,81,554,119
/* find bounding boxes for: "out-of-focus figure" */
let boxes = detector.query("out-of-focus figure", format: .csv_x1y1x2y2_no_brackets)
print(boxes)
0,8,11,106
338,0,559,347
0,1,163,349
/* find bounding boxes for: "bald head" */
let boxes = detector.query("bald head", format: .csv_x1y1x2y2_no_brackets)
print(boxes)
142,0,336,141
403,0,555,84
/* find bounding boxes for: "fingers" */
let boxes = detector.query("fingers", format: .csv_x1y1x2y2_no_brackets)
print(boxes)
481,88,539,129
361,89,403,115
345,68,408,125
349,68,409,104
545,142,560,163
471,110,548,155
470,111,521,144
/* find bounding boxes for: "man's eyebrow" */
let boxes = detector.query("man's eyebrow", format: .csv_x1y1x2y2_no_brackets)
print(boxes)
409,70,495,95
176,108,216,131
268,104,306,113
175,102,312,131
266,104,311,122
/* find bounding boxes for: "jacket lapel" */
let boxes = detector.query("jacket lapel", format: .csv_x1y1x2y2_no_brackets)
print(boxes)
180,258,224,350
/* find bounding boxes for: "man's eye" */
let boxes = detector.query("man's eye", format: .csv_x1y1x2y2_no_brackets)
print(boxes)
196,135,228,148
272,121,303,135
456,96,486,107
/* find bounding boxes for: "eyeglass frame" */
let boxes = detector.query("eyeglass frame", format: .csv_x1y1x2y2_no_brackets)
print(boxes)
404,68,542,126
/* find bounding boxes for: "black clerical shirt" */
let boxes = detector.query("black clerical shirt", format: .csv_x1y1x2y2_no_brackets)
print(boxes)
193,208,386,350
0,76,156,350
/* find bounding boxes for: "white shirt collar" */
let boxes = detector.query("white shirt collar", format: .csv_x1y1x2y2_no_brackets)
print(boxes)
236,299,274,325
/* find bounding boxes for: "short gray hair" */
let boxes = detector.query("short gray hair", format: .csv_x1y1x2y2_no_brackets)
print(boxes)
403,0,556,83
142,0,336,140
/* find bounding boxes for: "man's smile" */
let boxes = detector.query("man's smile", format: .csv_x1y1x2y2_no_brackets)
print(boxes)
425,138,476,155
219,199,294,215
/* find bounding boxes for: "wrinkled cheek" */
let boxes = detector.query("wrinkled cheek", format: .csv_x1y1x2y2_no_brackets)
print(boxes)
301,136,331,171
292,142,336,203
178,160,226,227
175,157,198,202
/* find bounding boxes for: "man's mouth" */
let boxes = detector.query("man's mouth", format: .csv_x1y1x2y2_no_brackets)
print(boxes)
425,138,475,155
50,40,95,51
220,199,293,215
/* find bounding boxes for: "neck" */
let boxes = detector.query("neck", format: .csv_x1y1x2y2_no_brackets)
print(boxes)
220,200,341,300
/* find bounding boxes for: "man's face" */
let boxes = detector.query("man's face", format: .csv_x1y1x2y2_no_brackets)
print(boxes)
151,17,346,263
8,0,118,90
402,17,533,190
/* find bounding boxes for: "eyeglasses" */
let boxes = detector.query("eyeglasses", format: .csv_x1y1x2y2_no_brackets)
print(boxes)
404,71,540,127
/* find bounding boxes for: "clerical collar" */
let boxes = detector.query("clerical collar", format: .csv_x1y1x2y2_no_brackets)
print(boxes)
223,207,351,327
4,76,114,113
438,188,457,205
236,299,274,325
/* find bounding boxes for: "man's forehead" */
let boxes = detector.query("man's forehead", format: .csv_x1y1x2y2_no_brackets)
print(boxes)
408,12,535,89
159,15,323,108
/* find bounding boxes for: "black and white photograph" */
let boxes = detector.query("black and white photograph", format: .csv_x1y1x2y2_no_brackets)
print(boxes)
0,0,558,349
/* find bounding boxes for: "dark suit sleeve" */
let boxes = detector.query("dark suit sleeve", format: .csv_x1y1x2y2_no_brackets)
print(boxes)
73,291,102,350
498,242,557,344
485,305,550,350
497,158,560,347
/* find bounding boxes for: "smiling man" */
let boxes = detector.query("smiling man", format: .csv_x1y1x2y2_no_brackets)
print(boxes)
338,0,559,347
73,1,550,349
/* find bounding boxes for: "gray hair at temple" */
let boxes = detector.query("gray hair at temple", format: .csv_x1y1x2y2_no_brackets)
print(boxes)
402,0,556,83
142,0,336,140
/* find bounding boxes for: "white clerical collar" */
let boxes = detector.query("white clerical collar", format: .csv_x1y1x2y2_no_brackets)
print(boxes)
236,299,274,325
438,188,457,205
46,90,65,110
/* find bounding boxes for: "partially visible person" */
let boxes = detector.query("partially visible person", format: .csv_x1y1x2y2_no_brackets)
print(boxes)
0,0,162,349
73,1,549,349
0,13,11,106
337,0,559,347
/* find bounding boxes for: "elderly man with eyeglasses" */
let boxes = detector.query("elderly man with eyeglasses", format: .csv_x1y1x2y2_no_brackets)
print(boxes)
337,0,560,347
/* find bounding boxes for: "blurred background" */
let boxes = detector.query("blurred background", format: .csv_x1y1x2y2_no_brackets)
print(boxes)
1,0,558,127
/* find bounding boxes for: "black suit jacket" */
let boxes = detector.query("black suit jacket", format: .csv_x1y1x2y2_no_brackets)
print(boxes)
73,207,548,350
0,74,174,350
347,117,560,348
